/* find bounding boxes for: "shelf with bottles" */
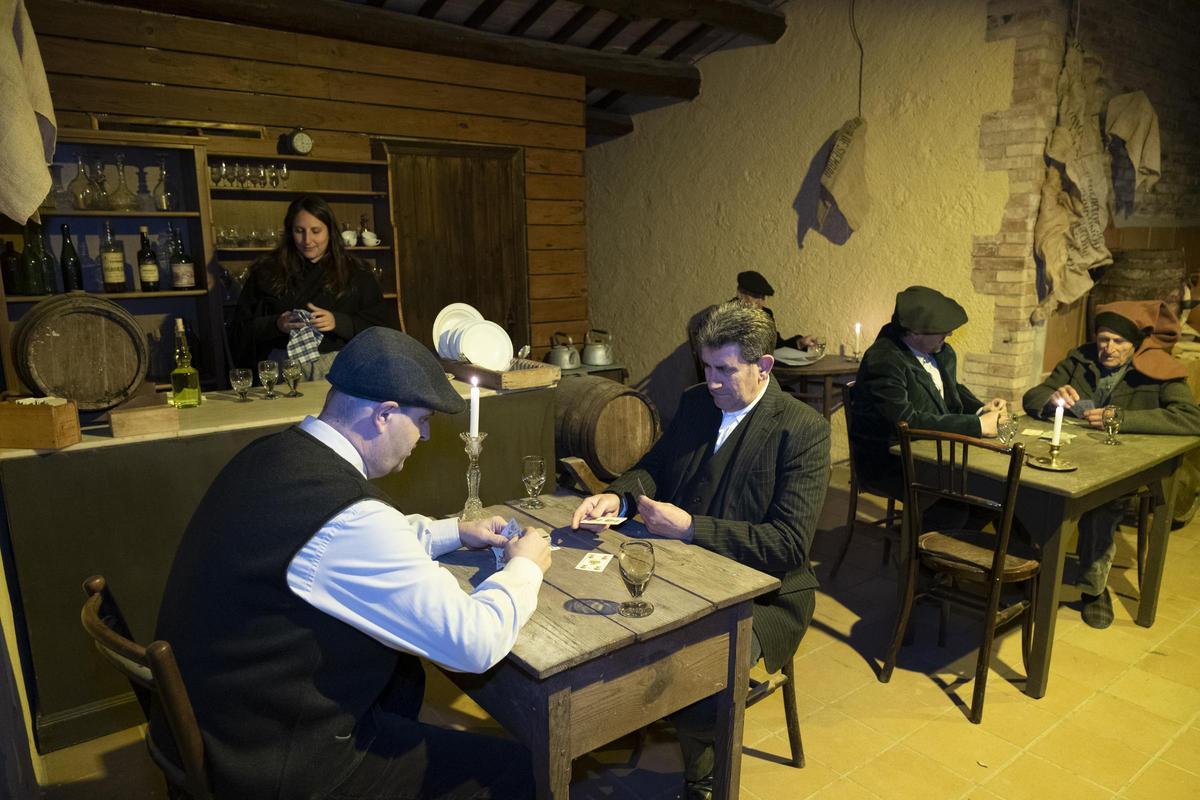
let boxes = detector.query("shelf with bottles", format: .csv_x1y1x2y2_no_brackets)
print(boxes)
5,290,207,304
40,211,201,218
214,245,392,253
46,140,199,216
209,187,387,198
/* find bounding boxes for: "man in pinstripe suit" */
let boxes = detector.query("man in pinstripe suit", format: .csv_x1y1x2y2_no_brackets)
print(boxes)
572,301,831,800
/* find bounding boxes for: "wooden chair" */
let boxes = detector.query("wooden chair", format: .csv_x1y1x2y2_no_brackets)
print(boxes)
878,423,1038,724
828,381,901,578
80,575,212,800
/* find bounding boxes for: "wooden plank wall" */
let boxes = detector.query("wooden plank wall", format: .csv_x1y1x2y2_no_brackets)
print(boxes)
28,0,589,358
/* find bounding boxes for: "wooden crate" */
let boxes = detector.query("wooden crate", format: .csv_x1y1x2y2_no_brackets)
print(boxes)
0,400,82,450
442,358,560,391
110,402,180,438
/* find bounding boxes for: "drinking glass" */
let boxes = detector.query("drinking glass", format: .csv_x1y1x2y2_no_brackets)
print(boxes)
281,358,304,397
519,455,545,509
278,162,290,186
257,359,280,399
210,162,222,186
617,541,655,618
254,164,268,187
268,164,280,188
229,368,253,402
236,164,251,188
996,411,1019,446
1101,405,1124,445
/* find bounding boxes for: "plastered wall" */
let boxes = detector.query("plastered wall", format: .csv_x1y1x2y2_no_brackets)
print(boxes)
587,0,1015,452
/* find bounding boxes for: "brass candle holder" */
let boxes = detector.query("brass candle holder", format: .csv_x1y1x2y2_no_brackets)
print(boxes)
1029,440,1077,472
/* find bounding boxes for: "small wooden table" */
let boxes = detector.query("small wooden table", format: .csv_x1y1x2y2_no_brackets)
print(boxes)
773,355,859,420
436,496,779,800
901,422,1200,698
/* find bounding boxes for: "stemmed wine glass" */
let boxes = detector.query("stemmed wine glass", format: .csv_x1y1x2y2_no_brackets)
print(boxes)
281,358,304,397
229,368,253,402
996,410,1020,447
257,359,280,399
1101,405,1124,445
278,162,289,186
519,455,545,509
617,541,655,618
236,164,251,188
210,161,223,186
268,164,280,188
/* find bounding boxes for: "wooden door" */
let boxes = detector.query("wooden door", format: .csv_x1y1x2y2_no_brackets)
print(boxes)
386,141,528,352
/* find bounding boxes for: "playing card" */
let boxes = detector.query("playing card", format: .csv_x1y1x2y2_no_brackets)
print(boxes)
582,515,626,526
575,552,613,572
493,518,521,569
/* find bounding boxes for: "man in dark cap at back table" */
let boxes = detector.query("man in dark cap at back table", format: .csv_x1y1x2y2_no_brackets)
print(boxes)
1023,300,1200,628
849,285,1007,499
152,327,552,800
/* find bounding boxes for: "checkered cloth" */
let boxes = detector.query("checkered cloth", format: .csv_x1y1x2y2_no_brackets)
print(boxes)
286,309,323,364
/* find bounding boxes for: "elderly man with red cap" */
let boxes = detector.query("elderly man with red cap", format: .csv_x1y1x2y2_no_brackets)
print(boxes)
1024,300,1200,628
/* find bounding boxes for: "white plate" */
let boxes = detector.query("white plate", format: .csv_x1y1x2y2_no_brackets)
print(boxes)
432,303,484,358
459,320,514,372
773,346,822,366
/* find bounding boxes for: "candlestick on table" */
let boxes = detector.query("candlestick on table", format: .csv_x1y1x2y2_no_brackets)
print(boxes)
1051,399,1064,446
853,322,862,360
469,378,480,437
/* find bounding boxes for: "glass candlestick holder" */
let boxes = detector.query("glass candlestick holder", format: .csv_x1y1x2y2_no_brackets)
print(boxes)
459,432,488,521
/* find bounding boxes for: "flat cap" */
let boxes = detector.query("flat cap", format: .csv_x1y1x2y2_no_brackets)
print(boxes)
891,286,968,334
737,270,775,297
327,327,466,414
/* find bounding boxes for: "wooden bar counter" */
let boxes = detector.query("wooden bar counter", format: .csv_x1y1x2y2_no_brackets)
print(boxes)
0,379,555,752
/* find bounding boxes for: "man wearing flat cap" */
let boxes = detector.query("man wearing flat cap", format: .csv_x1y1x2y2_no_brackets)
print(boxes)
153,328,551,799
849,286,1007,498
1024,300,1200,628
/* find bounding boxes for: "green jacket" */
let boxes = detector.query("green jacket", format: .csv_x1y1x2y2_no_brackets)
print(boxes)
1022,345,1200,435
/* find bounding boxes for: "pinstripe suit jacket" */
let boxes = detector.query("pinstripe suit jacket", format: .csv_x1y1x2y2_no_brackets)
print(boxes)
608,379,831,672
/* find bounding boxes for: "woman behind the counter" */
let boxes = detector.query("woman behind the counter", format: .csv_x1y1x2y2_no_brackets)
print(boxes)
233,195,390,380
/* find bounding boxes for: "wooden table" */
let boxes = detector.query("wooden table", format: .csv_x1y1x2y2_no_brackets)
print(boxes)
773,355,859,420
902,420,1200,698
436,495,779,800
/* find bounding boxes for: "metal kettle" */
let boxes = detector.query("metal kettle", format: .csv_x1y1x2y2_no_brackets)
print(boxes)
581,329,614,366
545,332,581,369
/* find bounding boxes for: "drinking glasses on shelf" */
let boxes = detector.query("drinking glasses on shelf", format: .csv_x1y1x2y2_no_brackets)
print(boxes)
1101,405,1124,445
229,368,253,402
236,164,251,188
210,162,222,186
281,358,304,397
617,541,655,618
254,164,267,187
278,162,289,186
257,359,280,399
268,164,280,188
519,455,546,509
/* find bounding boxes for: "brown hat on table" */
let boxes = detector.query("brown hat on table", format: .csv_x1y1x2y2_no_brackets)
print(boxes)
1094,299,1187,381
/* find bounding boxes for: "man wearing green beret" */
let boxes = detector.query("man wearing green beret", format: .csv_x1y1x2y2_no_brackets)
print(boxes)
849,286,1007,499
1023,300,1200,628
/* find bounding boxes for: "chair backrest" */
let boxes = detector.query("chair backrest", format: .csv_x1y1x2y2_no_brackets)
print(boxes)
81,575,212,800
841,381,861,483
896,422,1026,574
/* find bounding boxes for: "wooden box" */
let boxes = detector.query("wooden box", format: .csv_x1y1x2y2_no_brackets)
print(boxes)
442,358,561,391
0,400,82,450
110,402,180,438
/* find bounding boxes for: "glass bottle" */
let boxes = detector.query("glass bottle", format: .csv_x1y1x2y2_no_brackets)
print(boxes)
67,155,94,210
40,224,58,293
170,317,202,408
59,224,83,291
1,240,20,294
108,154,139,212
100,220,126,293
152,157,175,211
18,222,49,295
90,158,110,210
137,226,159,291
170,227,196,289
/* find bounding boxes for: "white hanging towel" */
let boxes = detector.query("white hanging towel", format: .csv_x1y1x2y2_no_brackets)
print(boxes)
818,117,869,231
0,0,56,224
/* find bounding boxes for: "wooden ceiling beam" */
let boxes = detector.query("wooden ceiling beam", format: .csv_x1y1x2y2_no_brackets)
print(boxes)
90,0,701,99
464,0,505,28
416,0,447,17
551,6,598,43
510,0,554,36
573,0,785,42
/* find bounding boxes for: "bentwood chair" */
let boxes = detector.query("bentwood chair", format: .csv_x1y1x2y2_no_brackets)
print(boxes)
879,423,1039,724
829,381,901,578
81,575,213,800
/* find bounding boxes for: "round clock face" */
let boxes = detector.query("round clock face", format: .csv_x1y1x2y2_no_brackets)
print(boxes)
290,130,313,154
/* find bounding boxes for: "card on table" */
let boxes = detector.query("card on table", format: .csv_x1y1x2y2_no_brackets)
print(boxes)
575,552,613,572
582,515,626,526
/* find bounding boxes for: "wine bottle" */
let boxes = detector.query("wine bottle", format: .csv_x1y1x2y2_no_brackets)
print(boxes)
170,317,202,408
40,223,59,293
100,220,126,292
170,228,196,289
1,241,20,295
19,222,48,295
59,224,83,291
137,226,160,291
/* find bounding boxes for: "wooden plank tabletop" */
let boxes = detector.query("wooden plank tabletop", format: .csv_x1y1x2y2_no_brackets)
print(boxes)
438,500,779,680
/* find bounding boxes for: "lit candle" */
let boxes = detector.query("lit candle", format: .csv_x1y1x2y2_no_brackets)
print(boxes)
469,378,480,437
1052,398,1064,446
854,322,861,353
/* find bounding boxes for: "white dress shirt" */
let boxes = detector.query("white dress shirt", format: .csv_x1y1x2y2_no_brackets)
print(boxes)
286,417,543,673
715,379,770,451
906,343,945,399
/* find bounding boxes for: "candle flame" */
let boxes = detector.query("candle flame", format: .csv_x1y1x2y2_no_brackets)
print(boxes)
1056,398,1065,407
471,377,478,387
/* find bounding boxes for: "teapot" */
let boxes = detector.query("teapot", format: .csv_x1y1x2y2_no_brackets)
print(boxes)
545,332,581,369
581,329,614,366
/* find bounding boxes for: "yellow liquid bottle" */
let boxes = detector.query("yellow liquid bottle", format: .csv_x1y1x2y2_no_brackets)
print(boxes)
170,318,201,408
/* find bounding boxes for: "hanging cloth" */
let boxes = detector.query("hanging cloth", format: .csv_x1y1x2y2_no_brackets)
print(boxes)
1105,90,1160,191
818,117,869,231
0,0,56,224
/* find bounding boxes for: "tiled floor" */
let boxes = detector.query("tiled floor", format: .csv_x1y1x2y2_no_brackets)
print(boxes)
40,465,1200,799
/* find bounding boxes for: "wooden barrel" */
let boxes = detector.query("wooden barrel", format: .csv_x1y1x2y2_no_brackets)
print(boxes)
12,293,149,411
555,376,661,480
1088,249,1185,334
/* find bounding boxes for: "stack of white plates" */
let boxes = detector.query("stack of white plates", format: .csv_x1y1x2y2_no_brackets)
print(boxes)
432,303,514,372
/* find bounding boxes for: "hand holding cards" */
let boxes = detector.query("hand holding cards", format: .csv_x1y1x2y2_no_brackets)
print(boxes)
493,518,554,573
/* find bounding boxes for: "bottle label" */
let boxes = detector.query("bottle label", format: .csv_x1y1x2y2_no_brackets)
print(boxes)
140,260,159,283
172,261,195,288
101,252,125,283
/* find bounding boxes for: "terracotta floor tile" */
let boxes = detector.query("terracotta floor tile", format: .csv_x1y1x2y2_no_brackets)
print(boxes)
847,744,971,800
1159,725,1200,774
1135,647,1200,688
1158,624,1200,658
983,752,1113,800
900,715,1020,781
739,733,839,800
966,693,1063,748
831,676,949,739
1065,692,1181,756
1046,640,1131,690
1104,667,1200,723
1029,718,1153,791
806,777,882,799
1120,760,1200,800
794,641,877,705
792,707,897,775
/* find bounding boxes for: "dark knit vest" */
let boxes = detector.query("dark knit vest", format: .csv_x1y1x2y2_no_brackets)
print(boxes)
672,409,756,516
151,427,425,800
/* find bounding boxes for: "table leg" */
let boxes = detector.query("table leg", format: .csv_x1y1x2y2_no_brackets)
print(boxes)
532,684,573,800
822,377,835,421
1137,472,1179,627
1025,513,1078,699
711,607,753,800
